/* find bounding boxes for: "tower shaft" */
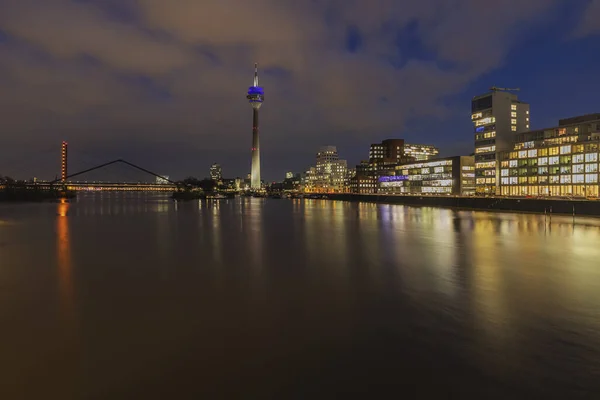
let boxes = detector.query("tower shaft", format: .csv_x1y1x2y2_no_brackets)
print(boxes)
251,108,261,189
61,141,68,182
247,62,264,190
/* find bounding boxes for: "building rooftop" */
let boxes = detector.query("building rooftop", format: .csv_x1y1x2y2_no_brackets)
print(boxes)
558,114,600,126
520,114,600,134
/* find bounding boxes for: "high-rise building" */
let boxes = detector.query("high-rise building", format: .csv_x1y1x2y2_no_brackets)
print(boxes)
369,139,405,163
403,144,439,161
472,87,530,194
156,175,170,184
210,163,222,181
61,141,68,182
247,63,264,190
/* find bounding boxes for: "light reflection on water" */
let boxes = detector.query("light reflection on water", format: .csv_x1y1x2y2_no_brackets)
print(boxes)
0,193,600,398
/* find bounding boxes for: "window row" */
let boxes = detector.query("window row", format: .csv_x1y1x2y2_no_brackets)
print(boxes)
501,174,599,185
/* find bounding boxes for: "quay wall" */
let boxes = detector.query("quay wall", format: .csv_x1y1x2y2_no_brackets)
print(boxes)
327,194,600,216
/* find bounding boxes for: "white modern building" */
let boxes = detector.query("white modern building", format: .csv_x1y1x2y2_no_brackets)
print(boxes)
303,146,348,193
472,88,530,194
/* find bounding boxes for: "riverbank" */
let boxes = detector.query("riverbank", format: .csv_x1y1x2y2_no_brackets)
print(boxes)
0,186,76,202
327,193,600,216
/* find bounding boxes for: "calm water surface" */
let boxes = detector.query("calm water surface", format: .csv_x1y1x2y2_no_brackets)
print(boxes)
1,193,600,398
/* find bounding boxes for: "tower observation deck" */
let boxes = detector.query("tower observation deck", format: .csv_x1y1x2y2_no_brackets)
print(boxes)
247,63,264,190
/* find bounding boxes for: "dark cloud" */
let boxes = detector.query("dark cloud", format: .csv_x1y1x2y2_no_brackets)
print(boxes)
0,0,592,180
572,0,600,37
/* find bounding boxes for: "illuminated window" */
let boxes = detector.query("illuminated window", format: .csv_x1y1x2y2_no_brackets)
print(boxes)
560,175,571,184
586,174,598,183
501,169,509,176
501,177,509,185
475,145,496,154
573,174,584,184
538,157,548,166
573,164,584,173
476,178,486,184
471,112,483,120
526,125,529,129
511,126,517,131
509,177,517,185
586,163,598,173
573,154,584,163
549,147,559,156
518,151,527,159
585,153,598,162
511,112,517,118
475,117,496,126
549,156,559,165
511,119,517,125
511,104,517,111
528,149,537,158
526,117,529,122
509,160,518,168
526,110,529,115
538,167,548,174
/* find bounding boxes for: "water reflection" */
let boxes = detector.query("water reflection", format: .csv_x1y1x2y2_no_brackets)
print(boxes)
56,200,74,314
3,197,600,397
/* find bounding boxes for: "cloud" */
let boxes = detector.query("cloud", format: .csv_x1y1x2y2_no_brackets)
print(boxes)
0,0,571,179
571,0,600,38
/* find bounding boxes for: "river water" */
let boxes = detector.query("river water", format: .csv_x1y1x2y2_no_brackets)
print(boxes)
1,193,600,398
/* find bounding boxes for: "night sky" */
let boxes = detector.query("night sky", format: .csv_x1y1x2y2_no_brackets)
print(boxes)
0,0,599,182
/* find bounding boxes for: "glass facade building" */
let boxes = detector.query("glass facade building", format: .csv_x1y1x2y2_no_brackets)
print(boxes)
378,156,475,195
403,144,440,161
498,114,600,197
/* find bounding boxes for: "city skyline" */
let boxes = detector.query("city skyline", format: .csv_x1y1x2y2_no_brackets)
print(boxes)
0,1,599,181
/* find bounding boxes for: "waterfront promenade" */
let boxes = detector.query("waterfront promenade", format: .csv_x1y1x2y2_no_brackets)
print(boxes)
328,193,600,216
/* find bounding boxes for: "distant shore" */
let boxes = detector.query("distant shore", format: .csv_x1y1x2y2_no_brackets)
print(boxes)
327,193,600,217
0,186,76,202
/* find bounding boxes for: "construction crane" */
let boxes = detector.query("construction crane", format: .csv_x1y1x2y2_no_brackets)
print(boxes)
490,86,520,92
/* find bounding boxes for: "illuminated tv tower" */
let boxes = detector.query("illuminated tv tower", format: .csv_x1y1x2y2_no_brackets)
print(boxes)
61,141,68,182
246,63,264,190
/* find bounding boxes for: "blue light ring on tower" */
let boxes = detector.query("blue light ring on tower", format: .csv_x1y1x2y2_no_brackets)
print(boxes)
247,86,264,102
248,86,264,95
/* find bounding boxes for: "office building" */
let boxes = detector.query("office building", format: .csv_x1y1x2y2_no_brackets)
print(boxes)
303,146,348,193
210,163,222,181
498,114,600,197
378,156,475,195
366,139,421,179
369,139,406,163
472,88,530,194
403,144,439,161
